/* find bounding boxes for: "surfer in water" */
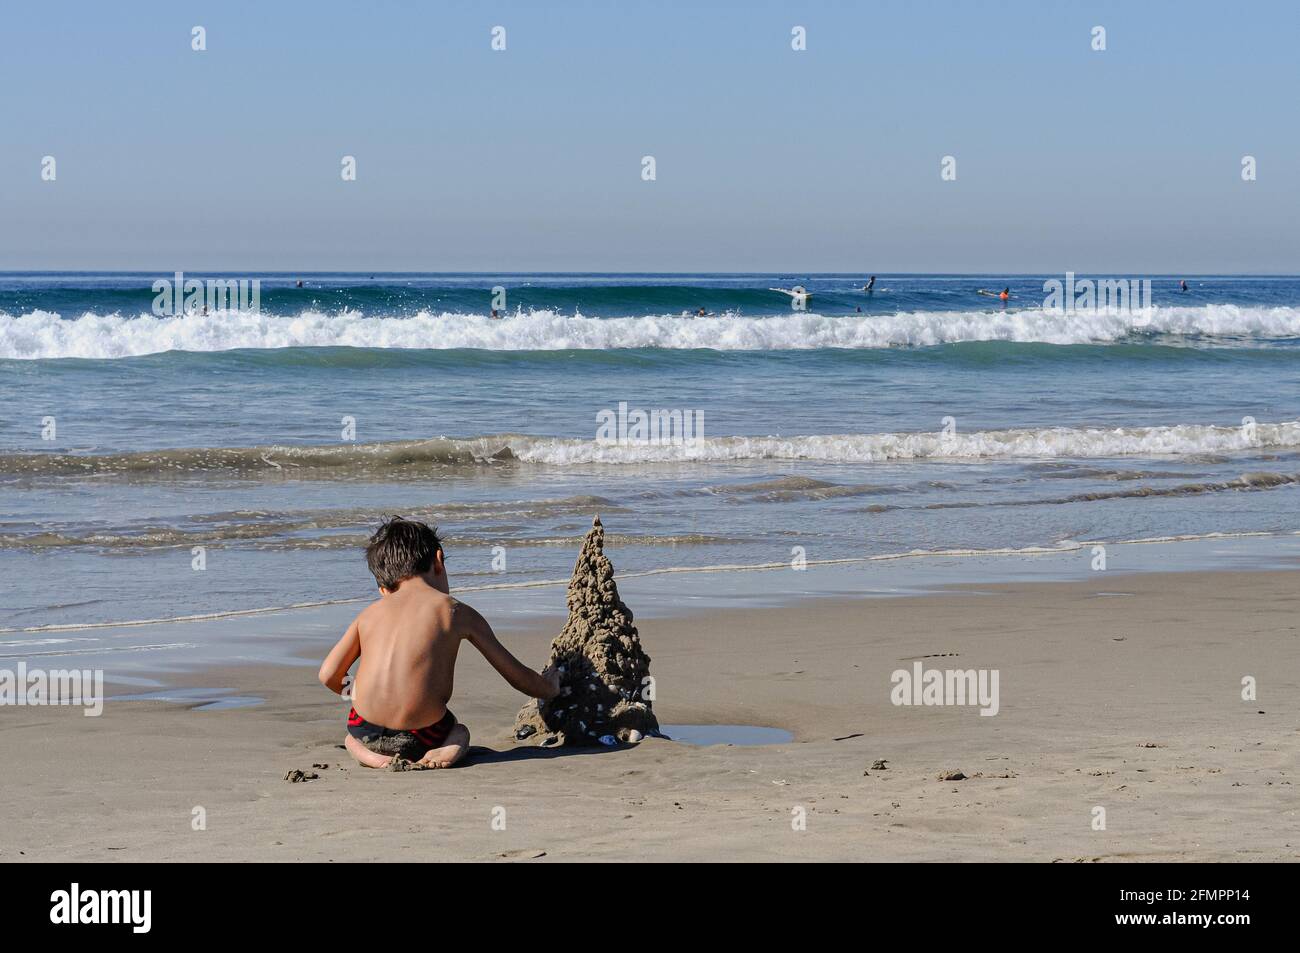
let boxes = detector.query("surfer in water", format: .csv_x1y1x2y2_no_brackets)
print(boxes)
863,276,876,292
999,287,1009,301
1180,279,1189,292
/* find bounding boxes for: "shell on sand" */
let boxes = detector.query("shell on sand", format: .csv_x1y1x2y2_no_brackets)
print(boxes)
514,516,659,746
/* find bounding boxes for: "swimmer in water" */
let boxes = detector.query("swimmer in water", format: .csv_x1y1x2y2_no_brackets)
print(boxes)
490,309,500,319
999,287,1010,301
863,276,876,292
296,280,304,288
697,307,707,316
1180,279,1189,292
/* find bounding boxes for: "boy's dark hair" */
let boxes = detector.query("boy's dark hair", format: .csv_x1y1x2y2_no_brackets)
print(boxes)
365,516,443,590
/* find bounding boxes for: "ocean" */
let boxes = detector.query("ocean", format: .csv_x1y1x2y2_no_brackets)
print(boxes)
2,272,1298,645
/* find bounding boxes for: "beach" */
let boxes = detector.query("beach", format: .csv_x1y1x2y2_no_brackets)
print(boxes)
4,567,1295,863
2,272,1298,864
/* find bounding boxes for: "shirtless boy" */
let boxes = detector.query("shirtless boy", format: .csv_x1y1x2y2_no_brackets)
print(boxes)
319,516,560,768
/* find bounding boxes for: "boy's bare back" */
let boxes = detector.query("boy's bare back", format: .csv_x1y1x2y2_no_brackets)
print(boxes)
351,579,460,730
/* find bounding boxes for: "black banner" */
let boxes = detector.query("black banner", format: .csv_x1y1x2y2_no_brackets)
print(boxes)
1,862,1282,938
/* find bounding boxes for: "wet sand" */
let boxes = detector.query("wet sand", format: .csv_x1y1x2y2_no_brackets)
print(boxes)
2,569,1297,862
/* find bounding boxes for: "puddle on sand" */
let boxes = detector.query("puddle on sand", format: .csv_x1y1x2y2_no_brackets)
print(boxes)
660,724,793,746
111,687,264,711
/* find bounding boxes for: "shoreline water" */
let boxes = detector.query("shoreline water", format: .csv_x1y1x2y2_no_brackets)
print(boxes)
5,272,1298,637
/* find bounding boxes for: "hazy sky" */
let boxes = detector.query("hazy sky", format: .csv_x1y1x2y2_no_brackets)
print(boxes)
2,0,1297,272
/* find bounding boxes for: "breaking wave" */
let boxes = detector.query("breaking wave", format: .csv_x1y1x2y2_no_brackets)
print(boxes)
4,420,1297,478
4,303,1300,359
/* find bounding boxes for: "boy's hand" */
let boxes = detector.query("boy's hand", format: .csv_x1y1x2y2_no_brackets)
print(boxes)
538,664,562,701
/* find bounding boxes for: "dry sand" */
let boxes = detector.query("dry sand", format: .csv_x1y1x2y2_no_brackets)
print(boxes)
2,569,1297,862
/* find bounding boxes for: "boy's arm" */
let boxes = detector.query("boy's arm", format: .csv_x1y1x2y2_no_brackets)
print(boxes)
456,601,560,700
318,616,362,695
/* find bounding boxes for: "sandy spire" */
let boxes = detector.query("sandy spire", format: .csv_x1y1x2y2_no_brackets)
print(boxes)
513,516,658,746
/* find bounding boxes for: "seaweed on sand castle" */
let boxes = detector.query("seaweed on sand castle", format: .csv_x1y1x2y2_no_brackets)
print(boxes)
514,516,658,746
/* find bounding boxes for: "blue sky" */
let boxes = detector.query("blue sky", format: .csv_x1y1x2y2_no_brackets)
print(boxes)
2,0,1297,272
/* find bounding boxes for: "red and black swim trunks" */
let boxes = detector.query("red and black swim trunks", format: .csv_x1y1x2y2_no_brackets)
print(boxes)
347,707,457,760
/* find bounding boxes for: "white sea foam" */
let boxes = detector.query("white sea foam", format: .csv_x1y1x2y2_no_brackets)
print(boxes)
7,421,1298,475
3,304,1300,359
501,420,1300,465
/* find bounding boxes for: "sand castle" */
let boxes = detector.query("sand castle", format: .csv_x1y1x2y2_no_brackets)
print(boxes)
514,516,659,746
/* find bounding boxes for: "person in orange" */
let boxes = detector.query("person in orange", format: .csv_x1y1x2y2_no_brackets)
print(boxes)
998,287,1010,302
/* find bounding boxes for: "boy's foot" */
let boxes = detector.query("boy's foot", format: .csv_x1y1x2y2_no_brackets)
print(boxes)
416,723,471,769
344,733,395,769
